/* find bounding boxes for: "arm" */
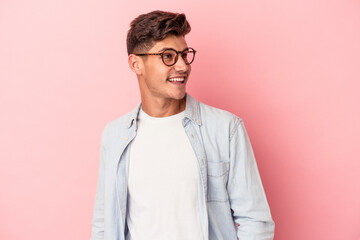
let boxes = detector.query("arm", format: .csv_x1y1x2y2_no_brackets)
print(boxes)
227,118,275,240
90,142,106,240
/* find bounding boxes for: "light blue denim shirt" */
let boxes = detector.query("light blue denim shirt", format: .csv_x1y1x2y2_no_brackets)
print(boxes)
91,93,275,240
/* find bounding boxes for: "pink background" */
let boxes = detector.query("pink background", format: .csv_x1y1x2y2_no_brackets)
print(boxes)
1,0,359,239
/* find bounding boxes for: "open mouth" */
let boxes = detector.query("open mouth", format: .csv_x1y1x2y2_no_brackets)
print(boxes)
167,77,185,84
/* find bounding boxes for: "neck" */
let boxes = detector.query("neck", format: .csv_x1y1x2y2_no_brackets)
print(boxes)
140,94,186,118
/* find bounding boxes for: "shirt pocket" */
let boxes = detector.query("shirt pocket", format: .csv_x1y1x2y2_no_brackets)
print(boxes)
207,161,230,202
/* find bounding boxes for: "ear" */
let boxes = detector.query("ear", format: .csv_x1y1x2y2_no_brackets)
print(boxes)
128,54,143,75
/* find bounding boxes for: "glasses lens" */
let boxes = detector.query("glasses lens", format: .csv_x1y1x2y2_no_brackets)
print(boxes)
162,50,177,66
182,49,195,64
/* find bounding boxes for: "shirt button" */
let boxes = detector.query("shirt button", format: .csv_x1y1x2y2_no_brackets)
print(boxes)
125,137,129,141
196,119,200,124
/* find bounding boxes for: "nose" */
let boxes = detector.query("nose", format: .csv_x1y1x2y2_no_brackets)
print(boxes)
173,54,190,72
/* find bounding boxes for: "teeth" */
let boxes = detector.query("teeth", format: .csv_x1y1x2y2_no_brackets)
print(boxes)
168,78,185,82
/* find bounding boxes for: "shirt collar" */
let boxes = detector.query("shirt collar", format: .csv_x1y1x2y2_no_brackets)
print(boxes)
127,92,202,129
184,92,202,126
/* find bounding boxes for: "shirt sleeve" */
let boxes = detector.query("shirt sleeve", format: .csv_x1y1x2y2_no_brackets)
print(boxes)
227,118,275,240
90,141,106,240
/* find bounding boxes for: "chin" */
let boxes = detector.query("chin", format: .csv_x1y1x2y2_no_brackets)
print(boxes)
172,92,186,100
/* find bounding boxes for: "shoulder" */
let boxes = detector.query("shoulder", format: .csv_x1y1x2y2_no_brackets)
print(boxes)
195,100,246,142
198,101,243,127
100,104,140,145
197,101,250,144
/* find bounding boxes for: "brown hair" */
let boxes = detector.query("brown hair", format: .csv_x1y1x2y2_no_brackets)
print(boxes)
126,10,191,55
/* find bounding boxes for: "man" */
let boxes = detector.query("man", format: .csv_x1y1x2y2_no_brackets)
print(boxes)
91,10,275,240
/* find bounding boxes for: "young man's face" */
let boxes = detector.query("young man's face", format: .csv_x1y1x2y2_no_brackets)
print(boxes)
138,35,191,102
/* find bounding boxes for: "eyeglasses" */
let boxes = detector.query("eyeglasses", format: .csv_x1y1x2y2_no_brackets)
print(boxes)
135,47,196,66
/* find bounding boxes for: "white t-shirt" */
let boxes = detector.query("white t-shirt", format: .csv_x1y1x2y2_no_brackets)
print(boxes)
126,108,203,240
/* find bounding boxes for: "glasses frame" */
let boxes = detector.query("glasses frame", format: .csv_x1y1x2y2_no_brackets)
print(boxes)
135,47,196,66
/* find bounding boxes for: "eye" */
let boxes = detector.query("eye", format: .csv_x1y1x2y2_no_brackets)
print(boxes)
163,53,173,59
162,50,176,62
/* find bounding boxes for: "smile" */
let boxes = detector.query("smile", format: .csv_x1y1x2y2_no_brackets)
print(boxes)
167,77,185,84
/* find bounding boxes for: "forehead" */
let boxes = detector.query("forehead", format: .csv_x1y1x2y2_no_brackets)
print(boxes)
149,35,188,52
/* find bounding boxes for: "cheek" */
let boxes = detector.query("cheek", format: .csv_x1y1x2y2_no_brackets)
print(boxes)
146,63,169,76
155,67,171,80
144,62,172,83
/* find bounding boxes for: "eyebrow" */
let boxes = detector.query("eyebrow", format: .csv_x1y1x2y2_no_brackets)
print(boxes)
157,47,189,52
